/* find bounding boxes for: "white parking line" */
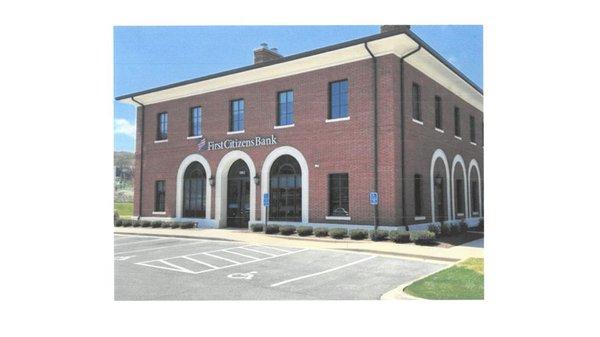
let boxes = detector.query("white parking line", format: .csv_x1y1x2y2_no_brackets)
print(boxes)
181,256,219,269
114,237,171,247
202,252,241,264
222,249,261,260
270,255,377,287
237,247,277,257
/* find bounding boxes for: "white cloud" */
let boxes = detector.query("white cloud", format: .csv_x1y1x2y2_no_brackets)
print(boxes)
114,118,136,138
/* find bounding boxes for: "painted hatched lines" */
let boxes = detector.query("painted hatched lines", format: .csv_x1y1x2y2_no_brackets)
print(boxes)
135,245,307,275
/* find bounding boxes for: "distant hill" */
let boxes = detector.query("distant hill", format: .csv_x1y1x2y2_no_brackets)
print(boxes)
114,151,135,168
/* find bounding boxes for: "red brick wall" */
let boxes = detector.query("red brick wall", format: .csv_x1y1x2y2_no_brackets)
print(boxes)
133,54,483,226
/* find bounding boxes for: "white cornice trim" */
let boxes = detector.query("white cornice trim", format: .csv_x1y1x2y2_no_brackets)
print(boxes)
118,34,483,112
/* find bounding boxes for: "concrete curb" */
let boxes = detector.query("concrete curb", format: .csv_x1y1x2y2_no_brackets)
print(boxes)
380,262,459,300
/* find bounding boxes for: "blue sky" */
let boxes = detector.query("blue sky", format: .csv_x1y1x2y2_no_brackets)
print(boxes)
114,25,483,152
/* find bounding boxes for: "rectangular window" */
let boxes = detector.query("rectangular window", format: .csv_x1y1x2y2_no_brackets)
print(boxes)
157,112,168,140
412,83,421,121
435,95,443,129
454,107,461,137
470,115,476,143
230,99,245,132
189,106,202,137
328,80,348,119
414,174,423,216
456,179,464,214
277,90,294,126
328,173,349,216
154,180,165,212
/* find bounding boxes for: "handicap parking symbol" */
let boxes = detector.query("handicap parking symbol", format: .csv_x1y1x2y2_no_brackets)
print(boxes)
227,271,257,280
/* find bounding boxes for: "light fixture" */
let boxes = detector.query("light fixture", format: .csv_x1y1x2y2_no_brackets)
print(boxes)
253,174,260,185
209,176,215,186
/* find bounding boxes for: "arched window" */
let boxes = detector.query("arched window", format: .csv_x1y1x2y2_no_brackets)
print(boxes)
183,162,206,218
269,155,302,221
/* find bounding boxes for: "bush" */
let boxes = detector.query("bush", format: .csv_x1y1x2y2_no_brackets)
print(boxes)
250,224,263,232
427,223,441,236
477,218,484,231
114,219,123,227
280,225,296,236
459,221,468,233
114,210,120,222
450,223,461,235
440,223,451,237
121,219,133,227
265,224,280,234
151,221,163,228
161,221,171,228
389,230,410,243
180,221,195,229
141,220,152,228
328,228,348,239
314,227,329,237
410,231,436,245
349,229,368,240
297,226,313,236
170,222,181,229
369,229,389,241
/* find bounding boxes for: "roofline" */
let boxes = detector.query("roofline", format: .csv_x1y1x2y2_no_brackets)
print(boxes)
115,27,482,101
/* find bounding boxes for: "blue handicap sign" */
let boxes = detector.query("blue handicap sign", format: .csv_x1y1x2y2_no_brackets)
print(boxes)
263,193,270,207
369,192,379,205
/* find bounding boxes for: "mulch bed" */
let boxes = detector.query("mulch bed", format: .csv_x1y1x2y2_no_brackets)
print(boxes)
433,232,484,248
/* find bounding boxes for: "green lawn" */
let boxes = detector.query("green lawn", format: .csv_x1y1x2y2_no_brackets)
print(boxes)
114,202,133,218
404,258,484,300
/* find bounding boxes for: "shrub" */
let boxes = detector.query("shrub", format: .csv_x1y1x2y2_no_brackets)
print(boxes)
114,210,120,221
151,221,163,228
265,224,280,234
328,228,348,239
121,219,133,227
132,220,141,227
170,222,181,229
161,221,171,228
250,224,263,232
180,221,195,229
450,223,461,235
427,223,441,236
459,221,469,233
297,226,313,236
478,218,484,231
314,227,329,237
389,230,410,243
440,223,451,236
280,225,296,236
410,231,436,245
141,220,152,228
369,229,389,241
114,219,123,227
349,229,368,240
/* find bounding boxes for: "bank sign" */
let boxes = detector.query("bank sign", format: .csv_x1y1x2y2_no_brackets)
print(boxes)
197,135,277,152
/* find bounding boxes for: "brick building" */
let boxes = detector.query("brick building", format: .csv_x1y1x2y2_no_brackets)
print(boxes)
115,26,483,230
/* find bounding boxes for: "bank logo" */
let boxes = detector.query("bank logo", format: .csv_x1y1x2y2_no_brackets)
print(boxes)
197,137,207,151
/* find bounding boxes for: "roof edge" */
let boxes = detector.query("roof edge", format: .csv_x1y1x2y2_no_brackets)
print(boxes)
115,27,482,101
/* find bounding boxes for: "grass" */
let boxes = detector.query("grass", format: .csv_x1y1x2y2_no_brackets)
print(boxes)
404,258,484,300
114,202,133,218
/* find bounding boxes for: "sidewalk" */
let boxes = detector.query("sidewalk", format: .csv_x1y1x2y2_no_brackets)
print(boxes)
114,227,483,262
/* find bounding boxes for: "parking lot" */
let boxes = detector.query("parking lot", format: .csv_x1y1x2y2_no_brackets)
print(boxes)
114,234,447,300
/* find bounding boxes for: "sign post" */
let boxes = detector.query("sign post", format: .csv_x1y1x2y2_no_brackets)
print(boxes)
263,193,270,233
370,192,379,230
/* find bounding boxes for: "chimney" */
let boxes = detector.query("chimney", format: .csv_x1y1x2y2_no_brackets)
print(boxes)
380,25,411,34
254,42,283,64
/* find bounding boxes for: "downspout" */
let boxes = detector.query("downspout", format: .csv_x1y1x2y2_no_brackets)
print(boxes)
399,44,421,229
131,97,145,220
364,42,380,230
